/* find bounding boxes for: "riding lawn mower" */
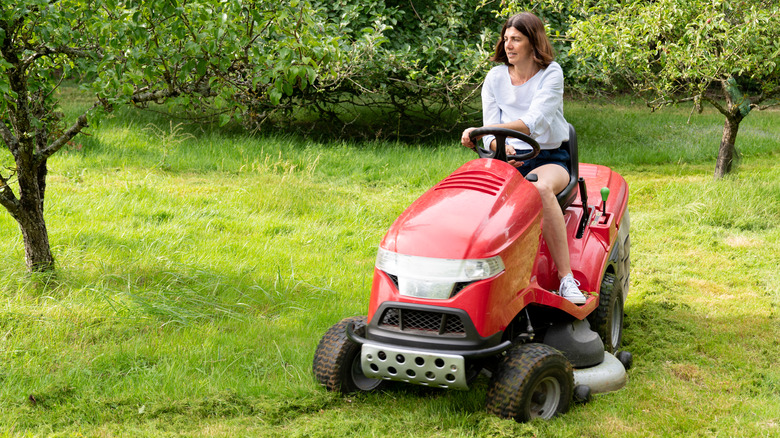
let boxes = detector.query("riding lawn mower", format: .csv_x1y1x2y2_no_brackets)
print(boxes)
313,126,632,421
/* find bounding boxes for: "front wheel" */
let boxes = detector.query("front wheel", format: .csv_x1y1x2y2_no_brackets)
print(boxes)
313,316,384,393
485,343,574,422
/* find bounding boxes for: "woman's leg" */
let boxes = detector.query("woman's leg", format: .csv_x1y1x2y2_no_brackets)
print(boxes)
530,164,572,279
531,164,585,303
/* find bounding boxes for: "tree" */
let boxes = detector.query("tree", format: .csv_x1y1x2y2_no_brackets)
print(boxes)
1,0,346,272
568,0,780,178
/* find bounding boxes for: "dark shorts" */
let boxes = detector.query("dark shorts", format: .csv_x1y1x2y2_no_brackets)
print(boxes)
515,148,570,177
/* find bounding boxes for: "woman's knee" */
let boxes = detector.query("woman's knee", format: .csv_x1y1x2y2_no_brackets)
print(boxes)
530,165,569,198
531,180,557,200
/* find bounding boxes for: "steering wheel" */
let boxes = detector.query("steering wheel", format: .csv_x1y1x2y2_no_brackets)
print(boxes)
469,127,541,163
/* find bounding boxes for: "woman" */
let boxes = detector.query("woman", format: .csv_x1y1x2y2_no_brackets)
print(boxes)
461,12,586,304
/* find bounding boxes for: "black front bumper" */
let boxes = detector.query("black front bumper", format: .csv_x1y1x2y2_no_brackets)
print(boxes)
349,302,512,359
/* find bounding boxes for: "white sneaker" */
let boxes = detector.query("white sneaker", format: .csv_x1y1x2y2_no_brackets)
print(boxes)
559,274,586,305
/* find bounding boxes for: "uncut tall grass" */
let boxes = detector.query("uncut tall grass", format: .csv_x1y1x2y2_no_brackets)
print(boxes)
0,89,778,436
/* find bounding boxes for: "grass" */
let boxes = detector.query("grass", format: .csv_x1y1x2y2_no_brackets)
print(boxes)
0,90,778,436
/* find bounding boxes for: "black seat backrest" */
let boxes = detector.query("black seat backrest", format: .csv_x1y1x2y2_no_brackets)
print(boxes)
556,123,579,210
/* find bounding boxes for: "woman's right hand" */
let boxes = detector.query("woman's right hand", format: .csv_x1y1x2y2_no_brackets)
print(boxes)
461,127,477,149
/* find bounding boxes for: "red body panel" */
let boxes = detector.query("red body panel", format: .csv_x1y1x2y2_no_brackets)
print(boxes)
381,159,541,260
369,159,628,339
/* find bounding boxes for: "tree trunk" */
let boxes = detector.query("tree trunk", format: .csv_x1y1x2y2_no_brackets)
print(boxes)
714,116,740,179
17,204,55,272
15,157,55,272
714,77,751,180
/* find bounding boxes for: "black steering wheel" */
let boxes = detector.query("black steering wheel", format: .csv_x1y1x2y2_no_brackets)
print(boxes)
469,127,541,163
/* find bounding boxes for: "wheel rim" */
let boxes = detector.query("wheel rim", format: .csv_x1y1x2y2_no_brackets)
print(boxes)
351,353,382,391
529,376,562,419
610,296,624,351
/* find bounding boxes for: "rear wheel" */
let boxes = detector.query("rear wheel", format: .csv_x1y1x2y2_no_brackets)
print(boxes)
313,316,384,393
589,272,624,353
486,343,574,422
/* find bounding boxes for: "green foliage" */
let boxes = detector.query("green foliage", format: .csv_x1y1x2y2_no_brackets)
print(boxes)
493,0,601,91
568,0,780,103
1,0,370,270
244,0,499,138
0,0,508,141
86,0,346,123
1,0,350,134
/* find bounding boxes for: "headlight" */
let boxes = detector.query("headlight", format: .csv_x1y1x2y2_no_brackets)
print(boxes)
376,248,505,299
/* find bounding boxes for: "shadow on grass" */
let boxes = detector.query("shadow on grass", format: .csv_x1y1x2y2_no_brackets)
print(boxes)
623,294,778,397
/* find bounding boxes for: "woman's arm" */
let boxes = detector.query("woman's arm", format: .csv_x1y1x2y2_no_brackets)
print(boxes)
517,64,564,138
480,69,514,150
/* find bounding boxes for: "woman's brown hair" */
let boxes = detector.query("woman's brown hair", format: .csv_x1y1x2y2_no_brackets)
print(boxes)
491,12,555,69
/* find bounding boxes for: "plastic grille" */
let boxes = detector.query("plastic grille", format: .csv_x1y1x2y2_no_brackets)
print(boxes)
444,314,466,334
379,308,466,337
405,309,441,332
381,307,401,327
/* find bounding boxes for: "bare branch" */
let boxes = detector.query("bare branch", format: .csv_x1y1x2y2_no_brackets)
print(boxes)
131,81,214,104
749,88,780,110
701,95,730,118
22,44,100,64
38,104,96,160
754,101,780,111
131,88,181,104
0,172,19,216
0,119,19,155
647,95,699,112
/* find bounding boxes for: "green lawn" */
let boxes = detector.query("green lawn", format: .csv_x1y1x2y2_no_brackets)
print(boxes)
0,96,778,437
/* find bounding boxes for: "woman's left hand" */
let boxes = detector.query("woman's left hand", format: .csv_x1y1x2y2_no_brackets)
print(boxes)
505,144,525,167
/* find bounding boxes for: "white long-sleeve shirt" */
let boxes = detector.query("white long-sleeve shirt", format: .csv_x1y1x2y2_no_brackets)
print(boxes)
481,61,569,151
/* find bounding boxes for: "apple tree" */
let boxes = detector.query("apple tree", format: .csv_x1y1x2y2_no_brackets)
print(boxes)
1,0,346,272
568,0,780,178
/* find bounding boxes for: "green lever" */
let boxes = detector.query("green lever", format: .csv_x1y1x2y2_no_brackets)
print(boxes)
600,187,610,214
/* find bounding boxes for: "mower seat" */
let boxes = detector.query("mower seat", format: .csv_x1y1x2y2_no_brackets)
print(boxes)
556,123,579,210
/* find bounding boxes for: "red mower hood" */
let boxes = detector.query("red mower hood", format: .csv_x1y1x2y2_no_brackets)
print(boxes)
380,159,543,260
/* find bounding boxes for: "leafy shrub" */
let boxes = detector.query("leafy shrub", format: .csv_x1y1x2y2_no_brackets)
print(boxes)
233,0,498,139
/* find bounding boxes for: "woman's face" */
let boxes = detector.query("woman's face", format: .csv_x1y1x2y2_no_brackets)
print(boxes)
503,27,533,66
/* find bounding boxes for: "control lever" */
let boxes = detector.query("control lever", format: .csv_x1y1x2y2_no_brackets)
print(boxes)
576,177,589,239
578,177,588,210
601,187,610,215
